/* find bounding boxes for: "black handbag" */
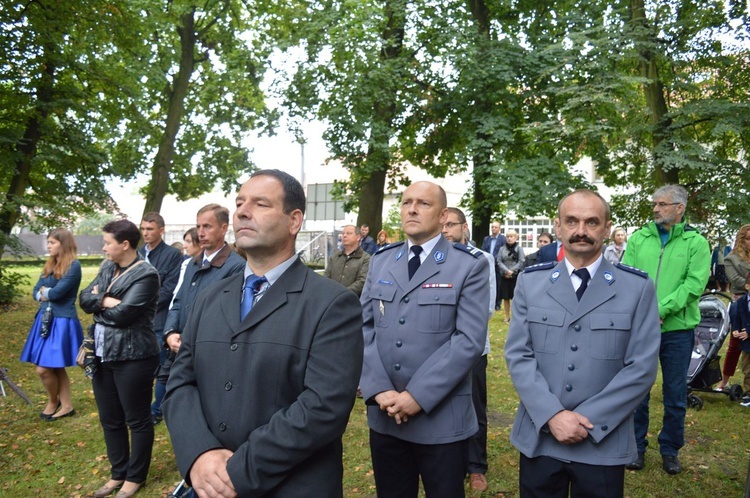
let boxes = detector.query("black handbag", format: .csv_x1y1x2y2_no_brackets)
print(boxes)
40,304,53,338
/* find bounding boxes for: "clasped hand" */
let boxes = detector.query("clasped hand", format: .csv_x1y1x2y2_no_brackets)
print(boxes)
548,410,593,444
374,390,422,424
190,449,237,498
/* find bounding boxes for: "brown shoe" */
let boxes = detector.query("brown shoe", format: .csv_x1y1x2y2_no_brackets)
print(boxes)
469,473,488,491
93,480,124,497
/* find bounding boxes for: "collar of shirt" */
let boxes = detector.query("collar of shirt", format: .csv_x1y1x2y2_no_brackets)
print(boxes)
407,233,442,264
243,252,298,289
564,254,603,290
202,244,226,264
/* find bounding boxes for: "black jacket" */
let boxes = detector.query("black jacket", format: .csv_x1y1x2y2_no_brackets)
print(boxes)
79,257,161,362
138,240,183,332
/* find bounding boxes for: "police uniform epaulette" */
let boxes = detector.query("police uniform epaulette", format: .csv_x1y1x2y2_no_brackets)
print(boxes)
374,241,404,255
522,261,556,273
616,263,648,279
452,243,482,258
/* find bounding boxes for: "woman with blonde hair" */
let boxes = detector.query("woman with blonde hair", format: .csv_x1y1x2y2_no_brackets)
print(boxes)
496,229,525,323
603,227,628,264
20,228,83,420
717,224,750,392
375,229,390,250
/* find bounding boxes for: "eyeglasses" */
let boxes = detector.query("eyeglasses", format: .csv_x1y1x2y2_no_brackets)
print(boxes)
651,202,680,208
442,222,462,229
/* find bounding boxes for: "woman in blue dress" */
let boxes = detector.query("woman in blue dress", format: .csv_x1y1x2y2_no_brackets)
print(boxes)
20,228,83,420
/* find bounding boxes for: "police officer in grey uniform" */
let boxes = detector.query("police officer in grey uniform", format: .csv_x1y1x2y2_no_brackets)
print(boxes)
505,189,661,498
360,181,490,498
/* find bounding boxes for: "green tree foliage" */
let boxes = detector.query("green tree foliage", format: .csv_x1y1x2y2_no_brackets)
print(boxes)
0,1,136,251
110,0,277,217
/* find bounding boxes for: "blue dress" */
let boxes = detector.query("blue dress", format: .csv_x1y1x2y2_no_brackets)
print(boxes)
20,260,84,368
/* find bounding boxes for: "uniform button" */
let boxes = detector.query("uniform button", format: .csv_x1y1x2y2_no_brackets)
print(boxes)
434,296,439,301
568,364,575,371
565,384,572,392
230,343,238,351
601,425,608,431
191,282,196,286
571,344,578,351
394,364,401,371
399,317,405,324
609,320,614,326
542,316,548,321
574,325,581,332
219,422,226,431
396,340,403,347
403,296,410,303
224,382,232,391
378,291,383,296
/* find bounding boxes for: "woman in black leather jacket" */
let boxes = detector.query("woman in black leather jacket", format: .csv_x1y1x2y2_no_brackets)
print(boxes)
79,220,160,498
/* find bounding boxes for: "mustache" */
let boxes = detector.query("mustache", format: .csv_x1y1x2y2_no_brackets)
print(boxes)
569,235,596,244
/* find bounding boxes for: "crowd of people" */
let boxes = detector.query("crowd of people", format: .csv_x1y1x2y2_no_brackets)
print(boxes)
19,176,749,498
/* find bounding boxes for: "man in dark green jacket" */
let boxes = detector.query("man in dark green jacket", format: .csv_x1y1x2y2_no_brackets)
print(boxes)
324,225,370,297
622,185,710,475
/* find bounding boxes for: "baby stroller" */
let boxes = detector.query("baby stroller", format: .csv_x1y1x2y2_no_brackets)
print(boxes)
686,291,743,410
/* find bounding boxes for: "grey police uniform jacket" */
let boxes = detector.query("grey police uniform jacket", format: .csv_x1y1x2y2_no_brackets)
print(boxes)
504,258,660,466
360,236,490,445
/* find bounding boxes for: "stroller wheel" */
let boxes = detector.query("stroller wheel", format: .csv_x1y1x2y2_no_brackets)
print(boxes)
687,394,703,410
729,384,743,401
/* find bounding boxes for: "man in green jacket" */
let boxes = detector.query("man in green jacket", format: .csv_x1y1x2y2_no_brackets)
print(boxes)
622,185,710,475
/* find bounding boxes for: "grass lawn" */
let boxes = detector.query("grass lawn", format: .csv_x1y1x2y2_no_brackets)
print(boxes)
1,265,748,497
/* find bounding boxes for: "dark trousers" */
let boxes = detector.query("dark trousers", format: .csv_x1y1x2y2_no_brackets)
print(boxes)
494,266,502,307
519,454,625,498
468,355,488,474
151,328,167,417
370,430,468,498
93,355,159,483
633,329,694,456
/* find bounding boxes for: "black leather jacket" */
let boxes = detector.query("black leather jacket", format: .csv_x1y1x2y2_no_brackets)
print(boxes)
79,257,161,362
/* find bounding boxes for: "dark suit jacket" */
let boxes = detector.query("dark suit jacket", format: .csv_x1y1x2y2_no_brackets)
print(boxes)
163,258,364,497
481,234,506,259
138,240,183,332
536,242,560,264
730,294,750,353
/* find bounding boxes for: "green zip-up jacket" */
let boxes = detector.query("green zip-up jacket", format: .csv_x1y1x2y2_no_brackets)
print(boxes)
622,220,710,332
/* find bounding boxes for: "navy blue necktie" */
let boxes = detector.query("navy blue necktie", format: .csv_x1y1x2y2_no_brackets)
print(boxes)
241,275,267,320
408,246,423,280
573,268,590,301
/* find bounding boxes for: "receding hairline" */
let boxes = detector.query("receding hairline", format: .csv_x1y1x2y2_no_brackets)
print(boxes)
557,189,611,221
403,181,447,209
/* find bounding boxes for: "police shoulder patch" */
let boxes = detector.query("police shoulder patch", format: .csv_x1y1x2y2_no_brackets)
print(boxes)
523,261,556,273
374,241,404,255
452,243,482,258
615,263,649,279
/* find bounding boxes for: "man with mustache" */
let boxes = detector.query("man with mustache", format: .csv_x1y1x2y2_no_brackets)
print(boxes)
505,189,661,497
622,185,710,475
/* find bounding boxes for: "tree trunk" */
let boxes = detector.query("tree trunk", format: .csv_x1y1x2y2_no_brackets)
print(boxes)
355,0,406,235
630,0,678,186
141,10,197,217
468,0,492,244
0,43,56,256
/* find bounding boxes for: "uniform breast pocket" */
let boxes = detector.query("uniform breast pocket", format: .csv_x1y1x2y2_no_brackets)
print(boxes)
528,307,565,354
417,288,457,333
589,313,632,359
368,285,397,328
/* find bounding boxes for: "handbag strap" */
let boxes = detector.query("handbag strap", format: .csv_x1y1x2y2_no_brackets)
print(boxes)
106,260,147,294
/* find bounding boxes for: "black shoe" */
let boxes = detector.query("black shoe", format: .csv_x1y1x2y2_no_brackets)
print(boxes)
662,455,682,475
47,409,75,421
626,453,645,470
152,414,163,426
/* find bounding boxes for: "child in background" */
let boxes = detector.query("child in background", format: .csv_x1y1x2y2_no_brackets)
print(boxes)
731,272,750,407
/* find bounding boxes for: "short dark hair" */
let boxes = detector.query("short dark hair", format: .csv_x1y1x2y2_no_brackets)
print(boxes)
539,232,553,243
103,219,140,249
141,211,165,227
446,207,467,224
197,204,230,225
251,169,306,215
183,227,198,244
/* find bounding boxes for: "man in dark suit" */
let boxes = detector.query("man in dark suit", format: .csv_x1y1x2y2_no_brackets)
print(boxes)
482,221,505,310
163,170,363,498
138,212,183,425
536,232,565,263
505,189,661,497
360,181,489,497
360,224,377,255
